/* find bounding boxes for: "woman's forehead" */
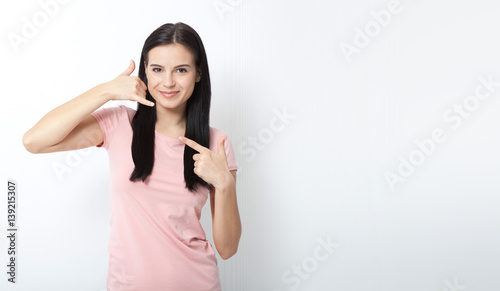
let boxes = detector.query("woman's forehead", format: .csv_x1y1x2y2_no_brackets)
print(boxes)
147,43,195,66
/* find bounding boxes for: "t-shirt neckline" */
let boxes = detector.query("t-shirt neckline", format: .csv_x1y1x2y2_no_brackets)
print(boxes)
154,129,185,145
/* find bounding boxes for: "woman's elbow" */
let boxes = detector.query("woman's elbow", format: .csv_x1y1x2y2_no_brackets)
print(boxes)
219,247,238,260
23,133,36,154
22,132,39,154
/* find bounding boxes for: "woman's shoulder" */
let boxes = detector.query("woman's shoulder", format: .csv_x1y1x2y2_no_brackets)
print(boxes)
97,104,136,116
103,104,136,124
208,126,231,151
119,104,137,120
209,126,228,139
210,126,225,137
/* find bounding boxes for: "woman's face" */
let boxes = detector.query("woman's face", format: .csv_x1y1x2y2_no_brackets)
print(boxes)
144,43,200,112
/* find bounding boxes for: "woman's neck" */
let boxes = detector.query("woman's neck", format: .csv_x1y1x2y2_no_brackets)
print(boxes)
155,106,186,135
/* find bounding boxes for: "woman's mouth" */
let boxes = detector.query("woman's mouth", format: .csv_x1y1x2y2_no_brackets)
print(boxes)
160,91,179,98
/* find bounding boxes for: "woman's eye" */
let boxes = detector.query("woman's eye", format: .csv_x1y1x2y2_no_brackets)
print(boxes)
152,68,162,73
177,68,187,73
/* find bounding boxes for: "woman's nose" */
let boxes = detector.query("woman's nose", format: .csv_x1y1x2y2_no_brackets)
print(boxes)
163,73,175,87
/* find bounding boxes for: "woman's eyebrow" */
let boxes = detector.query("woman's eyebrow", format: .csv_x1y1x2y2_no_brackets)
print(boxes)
149,63,191,68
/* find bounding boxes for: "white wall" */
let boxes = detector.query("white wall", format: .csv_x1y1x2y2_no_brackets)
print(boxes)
1,0,500,290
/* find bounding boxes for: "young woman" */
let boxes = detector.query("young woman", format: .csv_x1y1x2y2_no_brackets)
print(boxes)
22,22,241,291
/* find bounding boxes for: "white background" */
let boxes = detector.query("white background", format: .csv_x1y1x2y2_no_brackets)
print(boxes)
1,0,500,290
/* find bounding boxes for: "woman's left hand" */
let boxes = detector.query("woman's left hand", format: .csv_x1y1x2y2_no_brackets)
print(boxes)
178,135,232,189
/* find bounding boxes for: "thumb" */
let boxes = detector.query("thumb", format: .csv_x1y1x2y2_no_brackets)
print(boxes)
120,59,135,76
217,136,227,157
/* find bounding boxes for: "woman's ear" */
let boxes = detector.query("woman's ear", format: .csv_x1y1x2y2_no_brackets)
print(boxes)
196,68,202,82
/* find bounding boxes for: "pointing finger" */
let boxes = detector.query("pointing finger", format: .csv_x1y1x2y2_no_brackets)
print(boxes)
179,136,208,153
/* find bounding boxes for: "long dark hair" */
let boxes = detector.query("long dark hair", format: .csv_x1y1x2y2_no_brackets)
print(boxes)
129,22,212,193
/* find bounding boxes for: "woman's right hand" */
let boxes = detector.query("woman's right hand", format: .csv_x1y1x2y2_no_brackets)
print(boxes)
101,60,155,107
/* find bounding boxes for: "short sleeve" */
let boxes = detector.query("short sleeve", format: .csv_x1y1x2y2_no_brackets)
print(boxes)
210,127,238,172
90,105,128,150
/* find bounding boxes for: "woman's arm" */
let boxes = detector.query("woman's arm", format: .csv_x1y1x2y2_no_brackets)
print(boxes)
210,170,241,260
22,60,152,153
22,84,109,153
177,136,242,260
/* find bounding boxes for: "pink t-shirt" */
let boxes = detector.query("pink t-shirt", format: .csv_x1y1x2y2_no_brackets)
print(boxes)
91,105,237,291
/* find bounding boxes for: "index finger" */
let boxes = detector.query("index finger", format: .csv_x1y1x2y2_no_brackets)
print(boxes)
178,136,208,153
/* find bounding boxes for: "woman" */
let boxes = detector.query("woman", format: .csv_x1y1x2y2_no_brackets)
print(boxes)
22,22,241,291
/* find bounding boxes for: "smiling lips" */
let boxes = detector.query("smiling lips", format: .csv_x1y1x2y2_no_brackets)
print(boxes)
160,91,179,98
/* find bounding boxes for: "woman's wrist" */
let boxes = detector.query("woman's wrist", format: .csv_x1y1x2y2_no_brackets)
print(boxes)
91,82,112,103
213,171,235,190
